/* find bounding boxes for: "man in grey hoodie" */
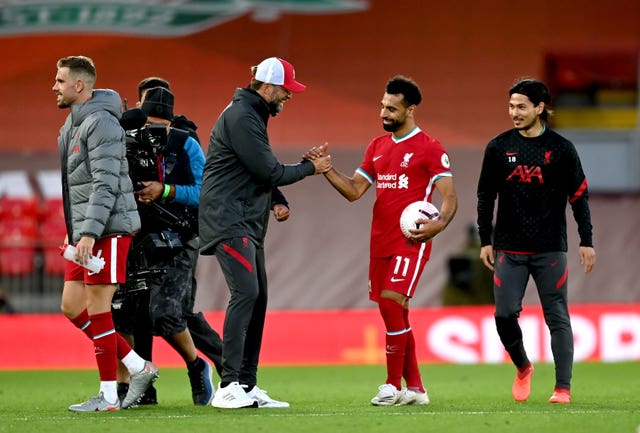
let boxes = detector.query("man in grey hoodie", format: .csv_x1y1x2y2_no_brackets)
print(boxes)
53,55,158,411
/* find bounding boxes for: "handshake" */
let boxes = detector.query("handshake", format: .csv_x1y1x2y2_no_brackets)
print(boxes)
303,143,332,175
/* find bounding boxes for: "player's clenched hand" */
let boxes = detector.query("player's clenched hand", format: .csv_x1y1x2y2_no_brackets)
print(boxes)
302,143,328,161
273,204,290,222
311,154,332,174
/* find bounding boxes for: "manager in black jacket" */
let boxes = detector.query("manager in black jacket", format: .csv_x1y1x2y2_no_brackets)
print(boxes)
199,57,331,409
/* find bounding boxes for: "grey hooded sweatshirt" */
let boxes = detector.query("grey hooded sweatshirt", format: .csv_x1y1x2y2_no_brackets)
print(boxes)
57,89,140,243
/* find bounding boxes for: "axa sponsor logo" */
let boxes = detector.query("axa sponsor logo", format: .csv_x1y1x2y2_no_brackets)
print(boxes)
506,165,544,184
0,0,369,37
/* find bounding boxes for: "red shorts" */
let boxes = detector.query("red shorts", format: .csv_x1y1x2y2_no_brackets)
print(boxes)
64,235,133,284
369,250,429,302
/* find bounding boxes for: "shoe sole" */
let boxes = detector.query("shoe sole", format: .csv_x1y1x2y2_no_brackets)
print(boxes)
371,399,399,406
69,406,120,412
212,401,259,409
396,398,430,406
256,402,290,408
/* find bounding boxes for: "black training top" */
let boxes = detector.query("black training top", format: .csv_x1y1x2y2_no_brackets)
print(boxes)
477,127,593,252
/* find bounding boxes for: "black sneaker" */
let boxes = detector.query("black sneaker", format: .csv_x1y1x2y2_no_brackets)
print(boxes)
187,357,215,405
138,384,158,405
117,382,129,405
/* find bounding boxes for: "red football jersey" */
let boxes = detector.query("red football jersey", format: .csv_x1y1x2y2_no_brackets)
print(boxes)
357,127,452,258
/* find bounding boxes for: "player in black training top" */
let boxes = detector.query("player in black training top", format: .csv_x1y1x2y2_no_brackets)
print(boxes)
476,78,596,405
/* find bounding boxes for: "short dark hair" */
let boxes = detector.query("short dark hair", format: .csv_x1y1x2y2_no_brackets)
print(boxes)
509,78,553,121
386,75,422,107
138,76,170,100
56,56,96,88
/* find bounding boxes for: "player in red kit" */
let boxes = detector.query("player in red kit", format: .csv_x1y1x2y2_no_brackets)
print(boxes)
306,76,457,405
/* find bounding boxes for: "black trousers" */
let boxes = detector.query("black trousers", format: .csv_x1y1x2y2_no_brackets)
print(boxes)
214,237,267,388
493,251,573,389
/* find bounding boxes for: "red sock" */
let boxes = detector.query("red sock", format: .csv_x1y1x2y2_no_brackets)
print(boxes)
115,332,133,360
70,309,93,339
378,298,407,390
403,329,425,392
89,311,118,381
402,309,425,392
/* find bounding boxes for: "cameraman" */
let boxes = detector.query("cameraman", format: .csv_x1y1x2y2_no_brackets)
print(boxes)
137,77,200,143
116,87,214,406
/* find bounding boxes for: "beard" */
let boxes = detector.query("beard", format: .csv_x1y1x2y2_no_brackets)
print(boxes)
382,118,402,132
269,100,284,117
56,93,72,109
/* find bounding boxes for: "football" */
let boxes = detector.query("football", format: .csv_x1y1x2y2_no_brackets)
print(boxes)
399,201,440,238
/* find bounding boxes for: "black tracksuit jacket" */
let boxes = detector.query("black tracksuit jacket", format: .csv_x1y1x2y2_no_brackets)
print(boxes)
198,87,314,254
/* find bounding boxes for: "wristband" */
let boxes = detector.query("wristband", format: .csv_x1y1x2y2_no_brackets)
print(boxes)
161,184,171,201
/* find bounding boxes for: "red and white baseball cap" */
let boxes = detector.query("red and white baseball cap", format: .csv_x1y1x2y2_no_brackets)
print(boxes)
254,57,306,93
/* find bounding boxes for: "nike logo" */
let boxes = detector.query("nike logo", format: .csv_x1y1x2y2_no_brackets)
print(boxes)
390,277,405,282
506,151,518,156
373,155,384,161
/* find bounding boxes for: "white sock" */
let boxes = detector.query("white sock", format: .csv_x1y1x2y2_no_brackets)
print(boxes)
121,350,146,374
100,381,118,404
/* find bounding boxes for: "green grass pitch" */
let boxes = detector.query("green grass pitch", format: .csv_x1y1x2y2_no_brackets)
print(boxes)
0,363,637,433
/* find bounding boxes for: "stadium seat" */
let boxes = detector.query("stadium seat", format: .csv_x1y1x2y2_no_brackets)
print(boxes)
39,197,64,222
0,218,38,276
39,198,66,275
40,220,67,275
0,196,39,220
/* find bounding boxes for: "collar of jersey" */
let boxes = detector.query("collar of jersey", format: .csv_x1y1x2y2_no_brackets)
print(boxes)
392,126,421,143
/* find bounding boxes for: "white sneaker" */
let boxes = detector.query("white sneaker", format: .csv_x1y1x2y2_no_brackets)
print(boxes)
245,385,290,408
396,388,430,405
370,383,400,406
211,382,258,409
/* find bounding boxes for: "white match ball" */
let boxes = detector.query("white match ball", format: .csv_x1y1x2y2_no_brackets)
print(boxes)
399,201,440,238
